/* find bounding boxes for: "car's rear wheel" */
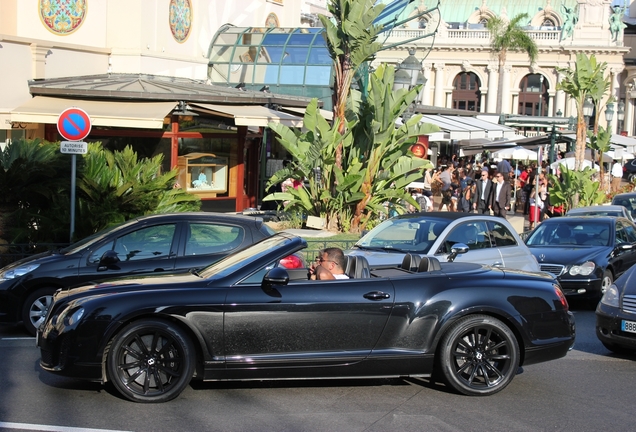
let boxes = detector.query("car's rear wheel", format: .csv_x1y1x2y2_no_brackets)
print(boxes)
107,319,195,403
21,287,56,336
437,314,519,396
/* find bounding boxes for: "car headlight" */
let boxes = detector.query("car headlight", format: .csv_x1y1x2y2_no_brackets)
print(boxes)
569,261,595,276
0,263,40,281
55,306,85,327
601,283,620,308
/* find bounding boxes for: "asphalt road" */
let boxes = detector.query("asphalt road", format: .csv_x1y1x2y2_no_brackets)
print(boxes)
0,303,635,432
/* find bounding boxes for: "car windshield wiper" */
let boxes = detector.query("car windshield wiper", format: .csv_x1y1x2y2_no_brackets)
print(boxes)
353,245,409,253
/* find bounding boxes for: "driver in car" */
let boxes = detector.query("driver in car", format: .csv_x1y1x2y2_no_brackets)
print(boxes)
309,247,350,280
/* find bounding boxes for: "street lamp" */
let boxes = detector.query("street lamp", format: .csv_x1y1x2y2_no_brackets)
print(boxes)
617,101,625,134
394,49,426,120
583,97,594,128
556,109,563,117
605,102,615,134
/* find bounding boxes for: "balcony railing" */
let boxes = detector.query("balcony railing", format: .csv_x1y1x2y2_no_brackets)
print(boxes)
385,28,561,46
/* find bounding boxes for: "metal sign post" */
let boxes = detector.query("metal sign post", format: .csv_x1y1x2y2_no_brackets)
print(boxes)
58,108,91,242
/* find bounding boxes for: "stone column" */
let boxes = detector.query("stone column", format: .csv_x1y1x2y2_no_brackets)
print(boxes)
422,64,432,105
548,94,555,117
625,85,634,136
500,65,512,114
480,92,486,113
433,63,445,107
486,63,498,113
555,73,565,117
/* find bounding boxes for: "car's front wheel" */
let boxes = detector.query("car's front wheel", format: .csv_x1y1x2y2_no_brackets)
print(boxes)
437,314,520,396
21,287,56,336
107,319,195,403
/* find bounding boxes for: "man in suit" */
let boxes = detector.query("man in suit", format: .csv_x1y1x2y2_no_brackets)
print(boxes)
491,172,512,218
472,167,493,214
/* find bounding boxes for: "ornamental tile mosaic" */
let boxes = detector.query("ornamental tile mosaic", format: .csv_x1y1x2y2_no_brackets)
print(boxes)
39,0,87,35
169,0,192,43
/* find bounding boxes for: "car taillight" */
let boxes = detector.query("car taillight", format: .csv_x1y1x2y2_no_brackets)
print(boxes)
554,284,569,310
279,254,304,269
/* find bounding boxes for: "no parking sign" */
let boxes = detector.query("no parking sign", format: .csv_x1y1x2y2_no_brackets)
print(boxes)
57,107,92,141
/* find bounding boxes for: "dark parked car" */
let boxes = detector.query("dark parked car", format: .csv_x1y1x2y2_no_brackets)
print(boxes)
348,212,540,272
524,216,636,303
611,192,636,220
566,205,634,222
621,159,636,182
37,233,575,403
596,264,636,355
0,212,284,335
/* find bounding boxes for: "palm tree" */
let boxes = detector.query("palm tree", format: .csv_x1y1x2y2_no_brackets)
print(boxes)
487,13,538,113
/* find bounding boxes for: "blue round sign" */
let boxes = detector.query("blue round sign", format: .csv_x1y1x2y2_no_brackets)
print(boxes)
57,107,92,141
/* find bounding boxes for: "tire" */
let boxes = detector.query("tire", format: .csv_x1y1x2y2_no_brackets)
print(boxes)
437,314,520,396
21,287,57,336
601,270,613,295
602,341,635,355
107,319,195,403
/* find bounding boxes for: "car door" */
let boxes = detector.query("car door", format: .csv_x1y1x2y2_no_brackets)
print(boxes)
612,220,636,276
79,222,178,281
223,274,395,369
487,219,538,271
434,220,503,267
174,221,249,271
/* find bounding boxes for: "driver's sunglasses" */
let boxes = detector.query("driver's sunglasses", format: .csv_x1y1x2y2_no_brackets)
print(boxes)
315,257,336,265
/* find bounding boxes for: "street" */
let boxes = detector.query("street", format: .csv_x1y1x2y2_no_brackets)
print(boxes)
0,303,635,432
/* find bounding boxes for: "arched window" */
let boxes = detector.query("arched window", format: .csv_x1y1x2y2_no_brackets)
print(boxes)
452,72,481,112
542,19,555,27
418,18,428,29
518,74,548,116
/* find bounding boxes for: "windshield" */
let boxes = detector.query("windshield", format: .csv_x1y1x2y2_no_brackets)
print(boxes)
199,234,297,279
356,217,449,253
59,219,135,255
526,221,611,247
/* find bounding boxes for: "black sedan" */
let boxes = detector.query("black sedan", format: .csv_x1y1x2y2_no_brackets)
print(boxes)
0,212,281,335
524,216,636,302
596,264,636,355
37,233,575,403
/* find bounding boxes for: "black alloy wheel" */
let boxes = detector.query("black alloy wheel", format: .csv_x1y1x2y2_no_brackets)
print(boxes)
107,319,195,403
437,314,520,396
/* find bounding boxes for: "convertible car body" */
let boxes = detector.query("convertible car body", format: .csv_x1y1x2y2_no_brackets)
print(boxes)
37,233,575,403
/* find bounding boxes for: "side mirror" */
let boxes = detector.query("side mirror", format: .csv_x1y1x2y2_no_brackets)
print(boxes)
448,243,469,262
263,267,289,286
99,250,120,266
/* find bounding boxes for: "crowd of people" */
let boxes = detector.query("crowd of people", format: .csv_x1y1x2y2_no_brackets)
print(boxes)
407,154,568,225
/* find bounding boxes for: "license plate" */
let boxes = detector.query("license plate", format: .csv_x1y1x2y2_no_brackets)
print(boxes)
621,320,636,334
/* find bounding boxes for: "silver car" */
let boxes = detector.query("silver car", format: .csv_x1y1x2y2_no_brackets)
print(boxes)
348,212,540,272
566,205,634,222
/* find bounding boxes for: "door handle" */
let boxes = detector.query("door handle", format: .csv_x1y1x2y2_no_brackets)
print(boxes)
364,291,391,300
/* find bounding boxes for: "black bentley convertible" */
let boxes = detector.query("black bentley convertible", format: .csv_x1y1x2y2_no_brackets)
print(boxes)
37,233,575,403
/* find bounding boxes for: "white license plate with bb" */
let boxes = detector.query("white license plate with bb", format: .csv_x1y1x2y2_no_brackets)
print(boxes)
621,320,636,333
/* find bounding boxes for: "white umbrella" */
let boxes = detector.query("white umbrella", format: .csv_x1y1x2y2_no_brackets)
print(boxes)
564,149,612,164
493,146,538,161
550,157,600,171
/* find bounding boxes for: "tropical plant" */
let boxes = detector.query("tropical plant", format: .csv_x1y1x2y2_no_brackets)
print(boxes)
319,0,385,169
486,13,538,113
588,125,612,192
73,144,200,239
0,138,71,244
556,53,608,172
265,65,437,233
548,166,606,213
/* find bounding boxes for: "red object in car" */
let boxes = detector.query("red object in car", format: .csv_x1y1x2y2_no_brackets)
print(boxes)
279,254,305,269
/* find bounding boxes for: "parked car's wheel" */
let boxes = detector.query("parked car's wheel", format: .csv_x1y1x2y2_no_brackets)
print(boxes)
628,173,636,183
602,341,635,355
21,287,56,336
601,270,613,294
437,314,519,396
107,319,195,403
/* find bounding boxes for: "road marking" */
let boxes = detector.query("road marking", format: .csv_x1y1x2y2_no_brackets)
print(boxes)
0,422,133,432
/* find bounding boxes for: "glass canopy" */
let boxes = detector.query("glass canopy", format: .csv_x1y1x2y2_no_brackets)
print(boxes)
207,25,334,109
